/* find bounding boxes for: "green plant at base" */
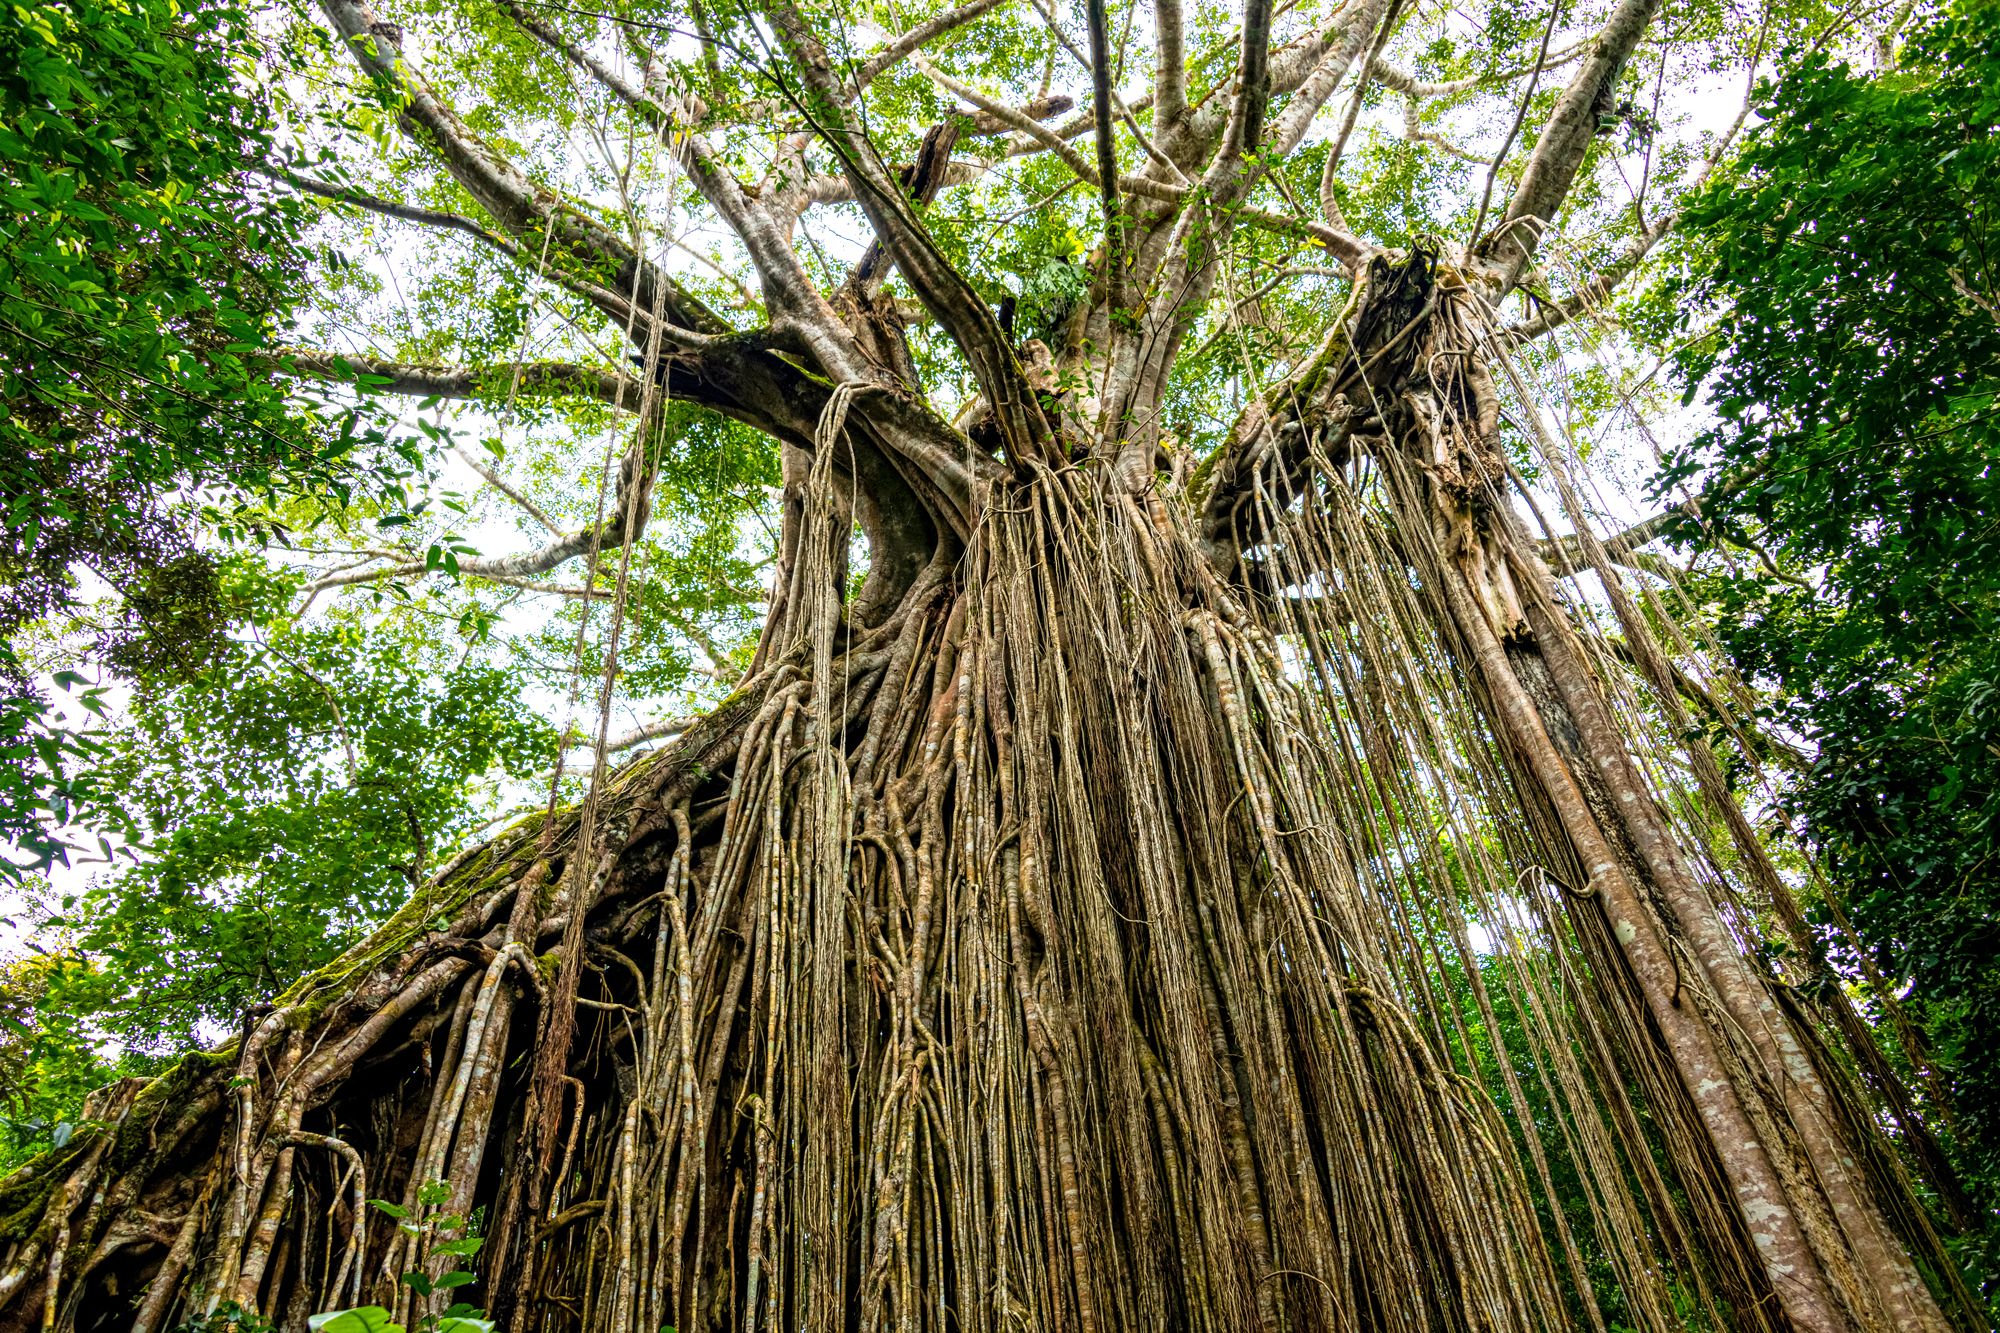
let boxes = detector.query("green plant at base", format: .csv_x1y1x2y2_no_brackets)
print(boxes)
174,1301,274,1331
308,1307,493,1333
331,1180,492,1333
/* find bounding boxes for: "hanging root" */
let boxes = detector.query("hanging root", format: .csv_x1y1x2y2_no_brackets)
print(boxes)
0,265,1974,1333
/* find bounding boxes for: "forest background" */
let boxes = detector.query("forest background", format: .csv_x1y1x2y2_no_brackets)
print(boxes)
1,0,1996,1317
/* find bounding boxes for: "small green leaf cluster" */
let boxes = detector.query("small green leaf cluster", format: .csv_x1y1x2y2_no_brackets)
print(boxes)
172,1301,276,1332
319,1181,493,1332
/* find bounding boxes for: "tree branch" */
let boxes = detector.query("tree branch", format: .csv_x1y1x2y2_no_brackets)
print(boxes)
1015,0,1182,182
1368,37,1590,100
1261,0,1399,161
452,444,564,536
1466,0,1566,253
1084,0,1126,311
842,122,963,299
267,164,655,330
1484,0,1662,286
1154,0,1187,131
1499,219,1668,343
1402,97,1487,162
1239,207,1371,268
309,0,977,513
1498,15,1761,345
761,0,1053,463
1227,0,1275,157
1537,507,1683,576
786,94,1075,212
849,0,1013,93
262,165,510,250
493,0,829,336
315,0,730,341
601,715,699,752
539,714,700,779
1319,8,1405,229
1579,630,1812,771
795,157,995,207
301,508,641,595
910,60,1183,202
963,92,1076,138
273,349,642,406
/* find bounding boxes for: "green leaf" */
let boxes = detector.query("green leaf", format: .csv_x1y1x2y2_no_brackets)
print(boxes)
307,1308,404,1333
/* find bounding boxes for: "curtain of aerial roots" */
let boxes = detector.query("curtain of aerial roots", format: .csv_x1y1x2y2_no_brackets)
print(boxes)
522,454,1597,1333
5,336,1973,1331
1235,282,1971,1333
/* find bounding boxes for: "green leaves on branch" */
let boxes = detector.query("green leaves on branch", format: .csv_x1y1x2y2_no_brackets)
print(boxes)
31,569,554,1059
0,0,416,880
327,1179,494,1332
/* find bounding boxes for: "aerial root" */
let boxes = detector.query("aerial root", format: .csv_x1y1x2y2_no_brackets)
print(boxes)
5,450,1934,1333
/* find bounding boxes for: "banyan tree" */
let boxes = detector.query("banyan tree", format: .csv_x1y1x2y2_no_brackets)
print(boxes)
0,0,1978,1328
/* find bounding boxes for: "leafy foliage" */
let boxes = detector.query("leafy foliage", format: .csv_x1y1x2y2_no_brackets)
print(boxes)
0,0,366,878
338,1178,495,1332
0,953,127,1164
174,1302,277,1332
0,0,767,1158
31,561,552,1061
1651,1,2000,1197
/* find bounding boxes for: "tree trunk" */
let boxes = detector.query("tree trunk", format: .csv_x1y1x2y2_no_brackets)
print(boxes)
0,259,1970,1333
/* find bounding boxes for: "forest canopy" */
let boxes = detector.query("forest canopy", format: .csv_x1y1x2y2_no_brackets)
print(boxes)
0,0,1995,1327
